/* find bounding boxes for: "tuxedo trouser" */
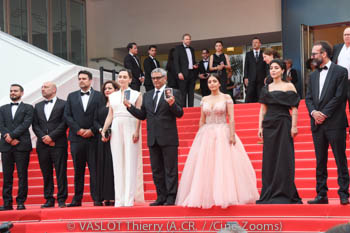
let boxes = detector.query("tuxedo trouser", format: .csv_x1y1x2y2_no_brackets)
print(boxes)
200,79,210,97
245,81,264,103
177,70,196,107
312,127,349,198
148,142,178,203
70,141,98,202
1,150,30,205
37,145,68,202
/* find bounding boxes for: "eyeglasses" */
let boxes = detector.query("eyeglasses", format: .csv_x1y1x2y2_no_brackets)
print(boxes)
151,76,164,80
311,52,323,57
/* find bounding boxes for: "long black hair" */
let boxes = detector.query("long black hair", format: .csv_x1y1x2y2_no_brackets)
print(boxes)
269,59,288,82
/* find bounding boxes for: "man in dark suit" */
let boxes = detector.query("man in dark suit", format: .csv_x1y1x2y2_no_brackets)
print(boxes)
32,82,68,208
285,59,298,88
64,70,103,207
198,49,211,97
125,68,183,206
144,45,160,92
332,27,350,110
173,33,198,107
244,37,267,103
124,42,144,91
305,41,349,205
0,84,33,211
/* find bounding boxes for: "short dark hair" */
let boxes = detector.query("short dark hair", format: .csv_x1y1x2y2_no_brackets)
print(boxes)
263,48,280,59
314,40,333,58
11,84,24,92
269,59,288,82
182,33,191,39
127,42,137,51
215,40,223,46
252,37,261,43
202,48,209,53
102,80,119,101
78,70,93,80
148,45,157,50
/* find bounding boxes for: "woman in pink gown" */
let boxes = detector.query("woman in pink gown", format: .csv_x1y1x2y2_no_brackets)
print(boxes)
176,74,259,209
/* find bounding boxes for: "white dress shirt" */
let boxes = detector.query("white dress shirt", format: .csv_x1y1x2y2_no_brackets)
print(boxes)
337,44,350,80
153,85,166,112
11,102,21,119
253,49,260,59
319,60,331,98
149,55,158,68
81,88,91,112
203,59,209,71
183,44,194,70
44,96,57,121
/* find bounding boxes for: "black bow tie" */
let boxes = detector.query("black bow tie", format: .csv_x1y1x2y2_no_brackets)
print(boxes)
81,91,90,96
184,46,189,49
203,60,208,63
45,99,53,104
10,103,19,106
318,66,328,72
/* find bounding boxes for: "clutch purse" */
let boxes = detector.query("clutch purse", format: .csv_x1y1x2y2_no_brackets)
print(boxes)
105,128,112,138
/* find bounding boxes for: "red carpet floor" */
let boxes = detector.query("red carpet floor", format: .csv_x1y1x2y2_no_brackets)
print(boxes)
1,101,350,232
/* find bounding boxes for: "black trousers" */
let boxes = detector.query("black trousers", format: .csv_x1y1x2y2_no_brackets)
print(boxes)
312,127,349,198
37,145,68,202
177,70,196,107
1,150,30,205
148,141,178,203
245,81,264,103
200,79,210,97
70,141,98,202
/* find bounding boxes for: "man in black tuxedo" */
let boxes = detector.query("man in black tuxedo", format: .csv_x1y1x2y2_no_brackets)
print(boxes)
332,27,350,110
32,82,68,208
125,68,183,206
244,37,267,103
64,70,103,207
198,49,211,97
173,33,198,107
124,42,144,91
144,45,160,92
0,84,33,211
305,41,349,205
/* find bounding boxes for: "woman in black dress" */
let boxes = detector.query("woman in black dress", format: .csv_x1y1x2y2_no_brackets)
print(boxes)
166,48,178,89
256,59,302,204
94,80,119,206
209,41,231,93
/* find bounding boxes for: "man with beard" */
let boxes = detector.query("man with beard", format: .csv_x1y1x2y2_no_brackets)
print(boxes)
0,84,34,211
305,41,349,205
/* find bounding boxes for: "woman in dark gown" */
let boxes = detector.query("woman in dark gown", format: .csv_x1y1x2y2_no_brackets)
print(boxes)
256,59,302,204
166,48,178,89
94,80,119,206
209,41,231,93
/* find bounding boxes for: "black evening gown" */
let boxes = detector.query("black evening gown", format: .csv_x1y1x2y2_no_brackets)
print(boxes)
256,86,302,204
212,53,228,93
95,105,115,201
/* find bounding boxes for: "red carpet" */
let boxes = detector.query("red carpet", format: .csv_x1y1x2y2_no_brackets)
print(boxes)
1,101,350,232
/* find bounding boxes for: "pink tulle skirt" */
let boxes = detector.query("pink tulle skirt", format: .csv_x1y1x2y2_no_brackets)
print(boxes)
176,123,259,209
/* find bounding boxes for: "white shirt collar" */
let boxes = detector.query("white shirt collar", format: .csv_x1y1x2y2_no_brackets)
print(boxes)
155,84,166,93
45,96,57,103
323,60,332,69
81,87,92,94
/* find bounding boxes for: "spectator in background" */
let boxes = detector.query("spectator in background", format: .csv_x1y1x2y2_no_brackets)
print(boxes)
143,45,160,92
198,48,211,96
244,37,267,103
124,42,144,91
284,59,298,88
166,48,178,89
262,48,280,85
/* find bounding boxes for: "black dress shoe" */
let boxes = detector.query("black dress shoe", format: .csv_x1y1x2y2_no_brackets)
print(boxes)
0,205,13,211
340,198,349,205
67,202,82,207
0,222,14,232
307,196,329,204
58,201,66,208
163,202,175,206
149,201,165,206
94,201,103,206
17,204,26,210
104,201,114,206
41,200,55,208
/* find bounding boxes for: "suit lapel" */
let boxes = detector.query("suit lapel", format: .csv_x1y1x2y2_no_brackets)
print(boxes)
319,63,334,102
314,71,320,105
38,101,46,121
86,89,95,111
13,102,23,121
48,99,60,121
77,91,84,110
155,91,165,114
6,104,13,121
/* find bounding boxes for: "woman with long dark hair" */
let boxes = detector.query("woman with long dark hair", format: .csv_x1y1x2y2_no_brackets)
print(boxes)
256,59,302,204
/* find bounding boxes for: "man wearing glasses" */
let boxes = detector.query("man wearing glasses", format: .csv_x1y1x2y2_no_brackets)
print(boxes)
124,68,183,206
306,41,349,205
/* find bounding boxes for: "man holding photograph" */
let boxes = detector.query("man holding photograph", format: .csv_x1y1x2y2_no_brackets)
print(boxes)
124,68,183,206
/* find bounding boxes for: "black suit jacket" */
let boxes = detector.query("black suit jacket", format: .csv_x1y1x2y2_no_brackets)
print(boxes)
244,50,266,84
289,68,298,85
124,54,144,87
64,89,103,142
127,88,183,147
198,60,210,74
0,102,34,152
33,98,67,148
143,56,160,87
173,45,196,77
305,62,348,132
332,43,344,64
